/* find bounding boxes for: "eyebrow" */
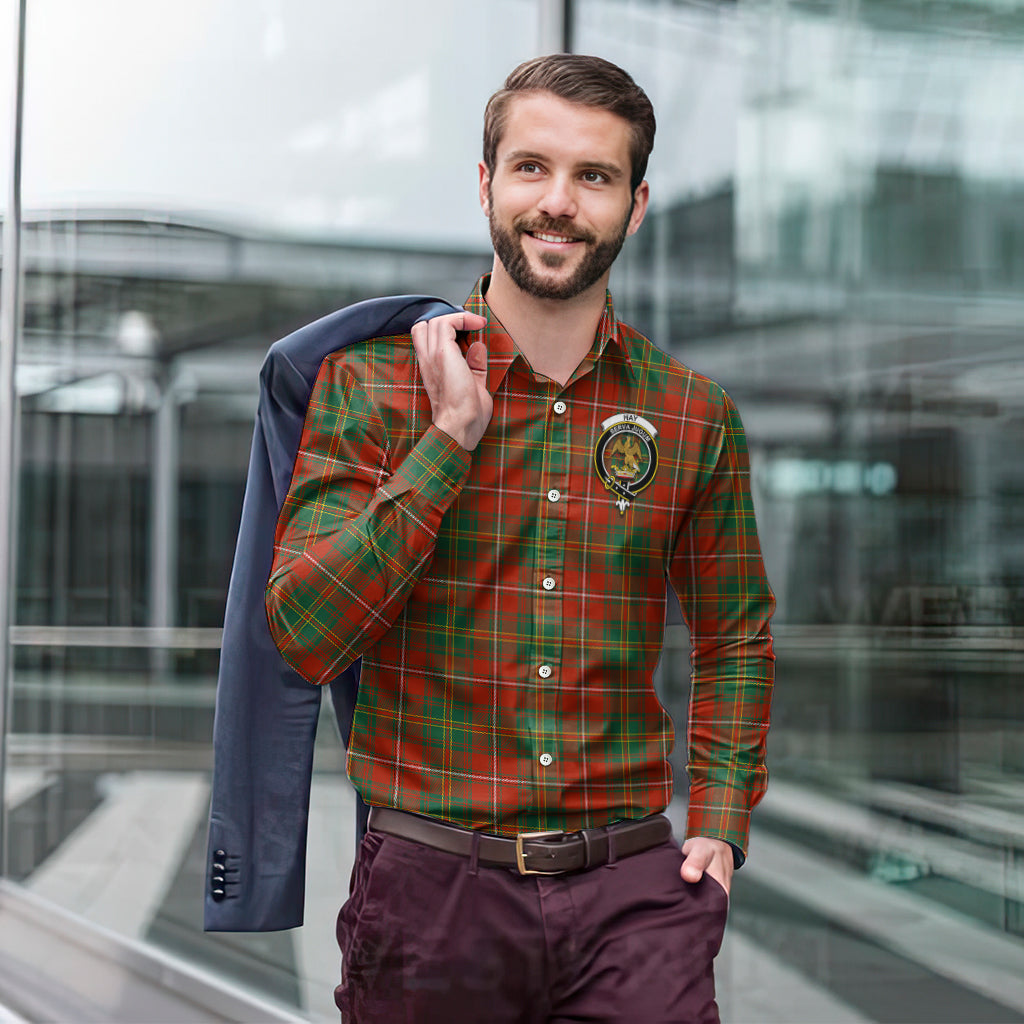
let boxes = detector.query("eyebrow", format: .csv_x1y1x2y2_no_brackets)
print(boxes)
502,150,626,181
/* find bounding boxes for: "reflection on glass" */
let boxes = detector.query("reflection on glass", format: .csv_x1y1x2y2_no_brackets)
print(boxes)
0,0,13,215
6,0,1024,1020
8,2,537,1019
579,0,1024,1021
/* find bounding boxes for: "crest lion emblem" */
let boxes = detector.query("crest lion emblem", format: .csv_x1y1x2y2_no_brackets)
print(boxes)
594,413,659,515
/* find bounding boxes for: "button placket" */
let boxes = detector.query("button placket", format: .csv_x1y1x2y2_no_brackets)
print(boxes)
532,393,570,781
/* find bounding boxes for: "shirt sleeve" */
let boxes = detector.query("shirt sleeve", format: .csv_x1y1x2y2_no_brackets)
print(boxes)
668,389,776,861
266,355,471,685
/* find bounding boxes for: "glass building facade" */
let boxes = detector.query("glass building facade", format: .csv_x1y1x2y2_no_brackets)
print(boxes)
1,1,1022,1020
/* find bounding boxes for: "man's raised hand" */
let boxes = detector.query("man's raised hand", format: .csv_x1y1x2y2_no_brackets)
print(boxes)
411,311,490,452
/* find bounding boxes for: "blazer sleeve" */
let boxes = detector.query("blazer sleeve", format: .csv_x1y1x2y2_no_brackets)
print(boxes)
204,296,459,932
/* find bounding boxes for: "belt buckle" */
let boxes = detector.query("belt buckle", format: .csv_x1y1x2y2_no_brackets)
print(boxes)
515,829,565,875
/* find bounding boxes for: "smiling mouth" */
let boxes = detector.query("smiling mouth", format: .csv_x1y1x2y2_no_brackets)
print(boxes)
527,231,581,244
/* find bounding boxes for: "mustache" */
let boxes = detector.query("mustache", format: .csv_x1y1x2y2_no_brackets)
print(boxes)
513,216,595,245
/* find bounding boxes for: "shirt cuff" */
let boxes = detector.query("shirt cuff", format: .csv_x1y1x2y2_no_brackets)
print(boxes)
685,780,755,866
387,423,472,507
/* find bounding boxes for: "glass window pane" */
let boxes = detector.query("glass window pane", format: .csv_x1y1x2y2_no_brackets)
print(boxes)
575,1,1024,1021
10,2,539,1019
22,0,538,247
0,1,12,214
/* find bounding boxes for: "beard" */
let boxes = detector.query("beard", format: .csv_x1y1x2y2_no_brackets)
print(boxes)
488,188,631,301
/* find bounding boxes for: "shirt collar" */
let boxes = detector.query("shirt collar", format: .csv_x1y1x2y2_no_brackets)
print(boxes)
461,274,634,394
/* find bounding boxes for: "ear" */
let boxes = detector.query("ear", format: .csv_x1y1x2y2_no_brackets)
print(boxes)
625,180,650,237
478,161,492,216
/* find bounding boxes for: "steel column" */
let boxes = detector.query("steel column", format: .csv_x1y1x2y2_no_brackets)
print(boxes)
0,0,28,878
537,0,572,53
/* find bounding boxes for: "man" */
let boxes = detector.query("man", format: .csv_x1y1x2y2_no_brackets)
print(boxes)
266,54,774,1023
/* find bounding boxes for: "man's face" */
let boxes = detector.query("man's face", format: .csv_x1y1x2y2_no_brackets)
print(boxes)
480,92,649,301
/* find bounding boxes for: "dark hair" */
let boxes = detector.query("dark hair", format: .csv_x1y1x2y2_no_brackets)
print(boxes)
483,54,656,193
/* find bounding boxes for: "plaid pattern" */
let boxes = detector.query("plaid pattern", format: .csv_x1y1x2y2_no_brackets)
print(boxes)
267,276,775,853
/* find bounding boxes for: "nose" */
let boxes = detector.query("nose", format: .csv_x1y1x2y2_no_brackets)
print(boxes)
536,174,577,220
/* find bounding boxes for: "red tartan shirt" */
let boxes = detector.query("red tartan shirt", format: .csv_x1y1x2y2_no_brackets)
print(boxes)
266,276,775,854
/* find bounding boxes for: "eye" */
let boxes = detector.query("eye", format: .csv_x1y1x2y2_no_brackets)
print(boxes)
581,170,608,184
517,162,542,175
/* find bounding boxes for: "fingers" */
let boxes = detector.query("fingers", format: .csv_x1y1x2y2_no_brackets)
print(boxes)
679,844,712,883
412,312,485,382
412,310,486,347
465,340,488,375
416,310,485,331
410,310,492,453
411,312,486,377
679,836,733,892
456,311,488,331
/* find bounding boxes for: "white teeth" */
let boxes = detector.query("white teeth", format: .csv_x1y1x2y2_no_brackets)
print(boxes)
533,232,575,243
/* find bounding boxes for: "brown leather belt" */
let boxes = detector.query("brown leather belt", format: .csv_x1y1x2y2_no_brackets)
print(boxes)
368,806,673,876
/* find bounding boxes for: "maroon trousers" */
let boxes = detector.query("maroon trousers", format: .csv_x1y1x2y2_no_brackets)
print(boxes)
335,828,729,1023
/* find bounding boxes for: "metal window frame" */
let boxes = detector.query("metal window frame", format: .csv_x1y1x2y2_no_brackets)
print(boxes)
538,0,574,52
0,0,27,881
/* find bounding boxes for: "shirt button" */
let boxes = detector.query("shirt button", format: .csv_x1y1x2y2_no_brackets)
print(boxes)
542,577,556,591
539,753,553,767
553,400,567,415
538,664,552,679
547,488,560,503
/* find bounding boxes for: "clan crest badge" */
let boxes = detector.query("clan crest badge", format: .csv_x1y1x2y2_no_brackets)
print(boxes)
594,413,659,515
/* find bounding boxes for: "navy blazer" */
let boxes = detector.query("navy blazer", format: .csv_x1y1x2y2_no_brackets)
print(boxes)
204,295,460,932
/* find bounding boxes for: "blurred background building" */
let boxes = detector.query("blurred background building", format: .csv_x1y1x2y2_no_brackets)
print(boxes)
0,0,1023,1021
